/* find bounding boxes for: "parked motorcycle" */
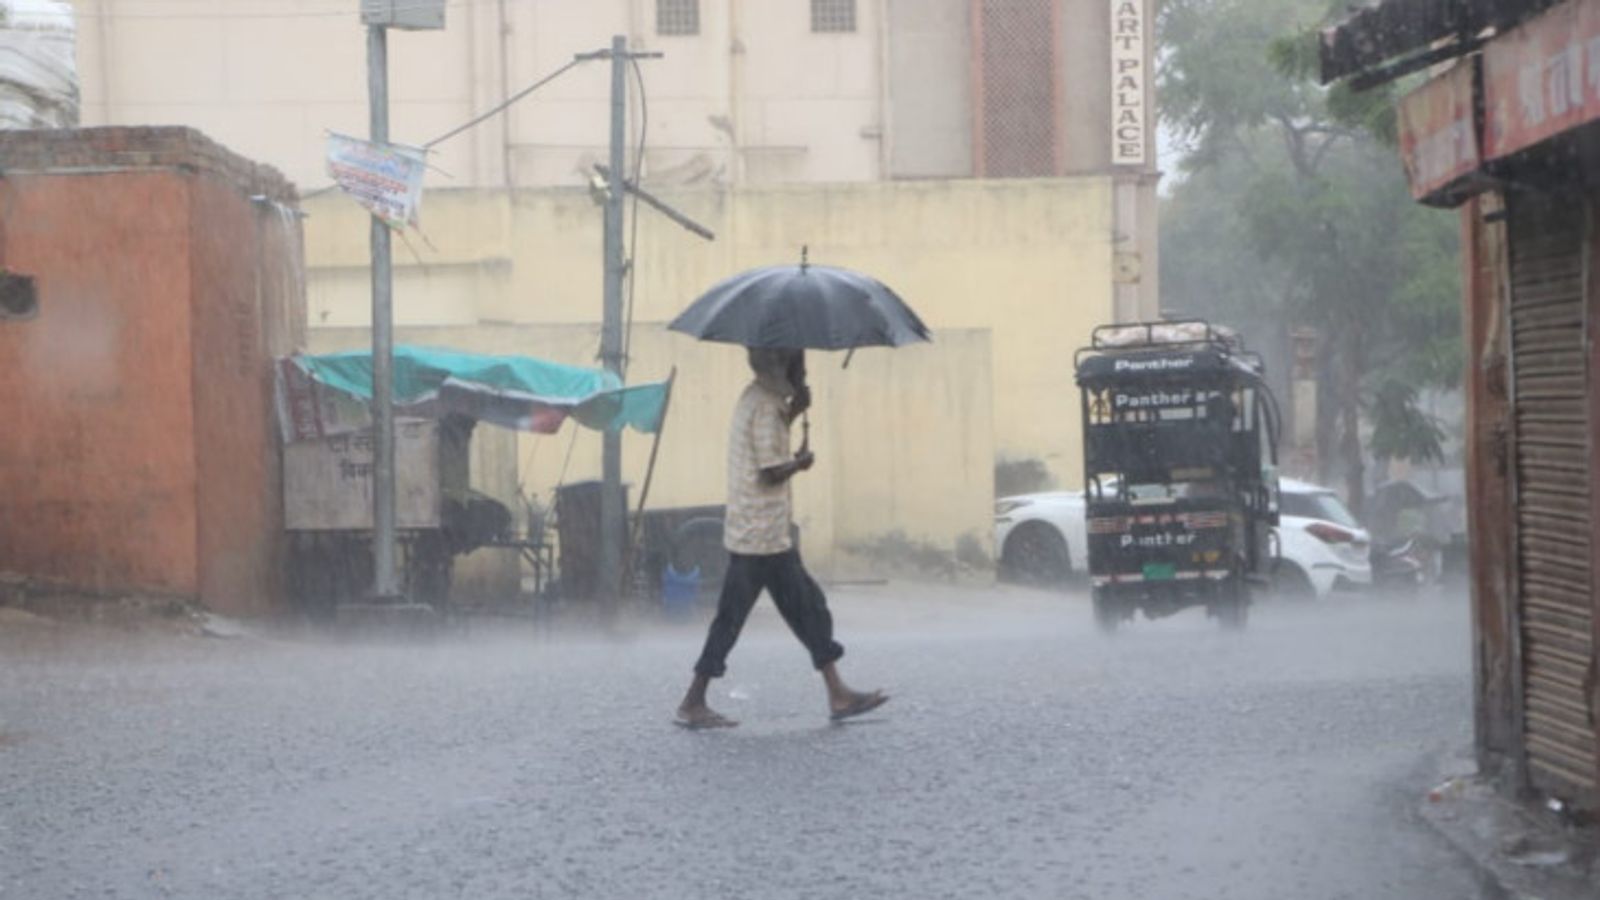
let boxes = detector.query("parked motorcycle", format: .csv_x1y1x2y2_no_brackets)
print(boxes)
1369,536,1436,592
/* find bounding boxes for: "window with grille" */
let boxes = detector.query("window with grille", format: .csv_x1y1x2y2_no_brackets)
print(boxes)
811,0,856,32
656,0,700,35
976,0,1059,178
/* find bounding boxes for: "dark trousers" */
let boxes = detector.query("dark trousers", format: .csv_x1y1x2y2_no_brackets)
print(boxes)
693,549,845,678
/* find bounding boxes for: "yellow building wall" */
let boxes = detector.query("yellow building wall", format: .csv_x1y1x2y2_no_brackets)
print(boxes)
303,177,1114,492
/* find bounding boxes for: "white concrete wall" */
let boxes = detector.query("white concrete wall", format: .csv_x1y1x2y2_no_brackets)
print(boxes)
71,0,891,189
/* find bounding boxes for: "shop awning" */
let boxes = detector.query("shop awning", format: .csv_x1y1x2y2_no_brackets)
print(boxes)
1330,0,1600,205
276,345,670,443
1320,0,1559,86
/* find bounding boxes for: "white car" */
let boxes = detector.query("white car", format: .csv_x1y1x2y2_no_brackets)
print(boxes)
994,478,1371,599
1272,478,1372,599
994,491,1089,585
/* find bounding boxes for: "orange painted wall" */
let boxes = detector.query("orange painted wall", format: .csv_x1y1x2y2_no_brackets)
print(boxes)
0,128,303,613
0,171,201,595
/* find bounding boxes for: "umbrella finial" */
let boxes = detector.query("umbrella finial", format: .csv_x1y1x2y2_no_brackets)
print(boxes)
800,244,809,272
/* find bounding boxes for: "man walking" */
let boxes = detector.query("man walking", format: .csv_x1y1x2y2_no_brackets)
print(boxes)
676,347,888,729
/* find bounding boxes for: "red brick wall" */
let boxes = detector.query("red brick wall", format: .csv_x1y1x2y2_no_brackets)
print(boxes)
0,128,303,613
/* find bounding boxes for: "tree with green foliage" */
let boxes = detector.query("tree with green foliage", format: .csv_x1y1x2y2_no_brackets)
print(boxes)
1158,0,1463,515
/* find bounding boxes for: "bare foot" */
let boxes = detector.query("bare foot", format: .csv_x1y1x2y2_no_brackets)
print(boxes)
675,704,739,730
829,689,889,722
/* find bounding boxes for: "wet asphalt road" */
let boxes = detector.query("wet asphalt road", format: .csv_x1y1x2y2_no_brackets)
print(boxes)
1,586,1483,900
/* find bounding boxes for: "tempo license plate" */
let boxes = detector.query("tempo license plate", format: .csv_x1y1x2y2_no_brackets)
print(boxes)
1141,562,1176,581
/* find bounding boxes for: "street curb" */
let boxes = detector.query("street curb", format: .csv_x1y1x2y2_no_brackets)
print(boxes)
1418,771,1598,899
332,602,446,639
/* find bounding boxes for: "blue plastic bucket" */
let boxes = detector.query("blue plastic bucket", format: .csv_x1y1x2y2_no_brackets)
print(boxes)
662,564,701,619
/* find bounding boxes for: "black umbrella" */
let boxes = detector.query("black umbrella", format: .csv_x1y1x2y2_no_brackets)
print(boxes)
667,249,931,351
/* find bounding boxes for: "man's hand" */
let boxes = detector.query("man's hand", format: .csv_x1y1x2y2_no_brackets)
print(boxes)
789,384,812,417
759,450,815,486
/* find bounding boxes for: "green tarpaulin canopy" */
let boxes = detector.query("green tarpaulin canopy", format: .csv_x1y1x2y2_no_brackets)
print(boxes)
276,345,670,442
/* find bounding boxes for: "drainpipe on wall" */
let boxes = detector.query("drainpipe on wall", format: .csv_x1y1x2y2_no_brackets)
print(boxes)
97,0,114,123
968,0,985,177
728,0,744,186
875,0,892,180
497,0,513,190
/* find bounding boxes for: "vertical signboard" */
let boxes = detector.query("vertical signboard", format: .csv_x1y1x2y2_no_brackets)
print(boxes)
1397,59,1481,204
1111,0,1148,166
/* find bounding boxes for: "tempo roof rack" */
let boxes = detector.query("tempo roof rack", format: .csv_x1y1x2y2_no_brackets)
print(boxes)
1089,318,1240,351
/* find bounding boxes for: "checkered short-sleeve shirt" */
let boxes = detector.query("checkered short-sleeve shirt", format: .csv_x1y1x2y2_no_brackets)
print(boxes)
723,381,793,555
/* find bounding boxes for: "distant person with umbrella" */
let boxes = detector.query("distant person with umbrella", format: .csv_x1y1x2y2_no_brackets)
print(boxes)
670,249,930,729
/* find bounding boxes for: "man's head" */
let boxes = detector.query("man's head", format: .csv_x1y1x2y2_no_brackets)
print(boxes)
748,347,803,386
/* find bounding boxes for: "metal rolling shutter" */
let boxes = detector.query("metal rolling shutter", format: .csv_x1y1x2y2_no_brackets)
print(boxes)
1508,196,1598,804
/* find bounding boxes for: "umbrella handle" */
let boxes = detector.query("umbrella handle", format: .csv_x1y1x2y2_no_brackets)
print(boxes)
800,413,810,455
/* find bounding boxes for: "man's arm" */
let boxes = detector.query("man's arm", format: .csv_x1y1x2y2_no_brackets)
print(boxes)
752,393,813,485
760,450,814,486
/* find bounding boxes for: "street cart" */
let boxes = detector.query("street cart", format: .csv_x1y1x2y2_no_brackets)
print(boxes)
275,346,670,616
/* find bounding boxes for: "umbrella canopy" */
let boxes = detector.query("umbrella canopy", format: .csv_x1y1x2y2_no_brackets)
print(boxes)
668,256,931,350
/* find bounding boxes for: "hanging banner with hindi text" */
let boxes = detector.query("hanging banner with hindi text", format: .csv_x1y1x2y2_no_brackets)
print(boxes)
325,132,427,229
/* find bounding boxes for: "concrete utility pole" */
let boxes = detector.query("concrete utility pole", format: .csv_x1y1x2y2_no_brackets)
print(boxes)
593,35,667,607
367,22,400,601
598,34,628,606
347,21,676,613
